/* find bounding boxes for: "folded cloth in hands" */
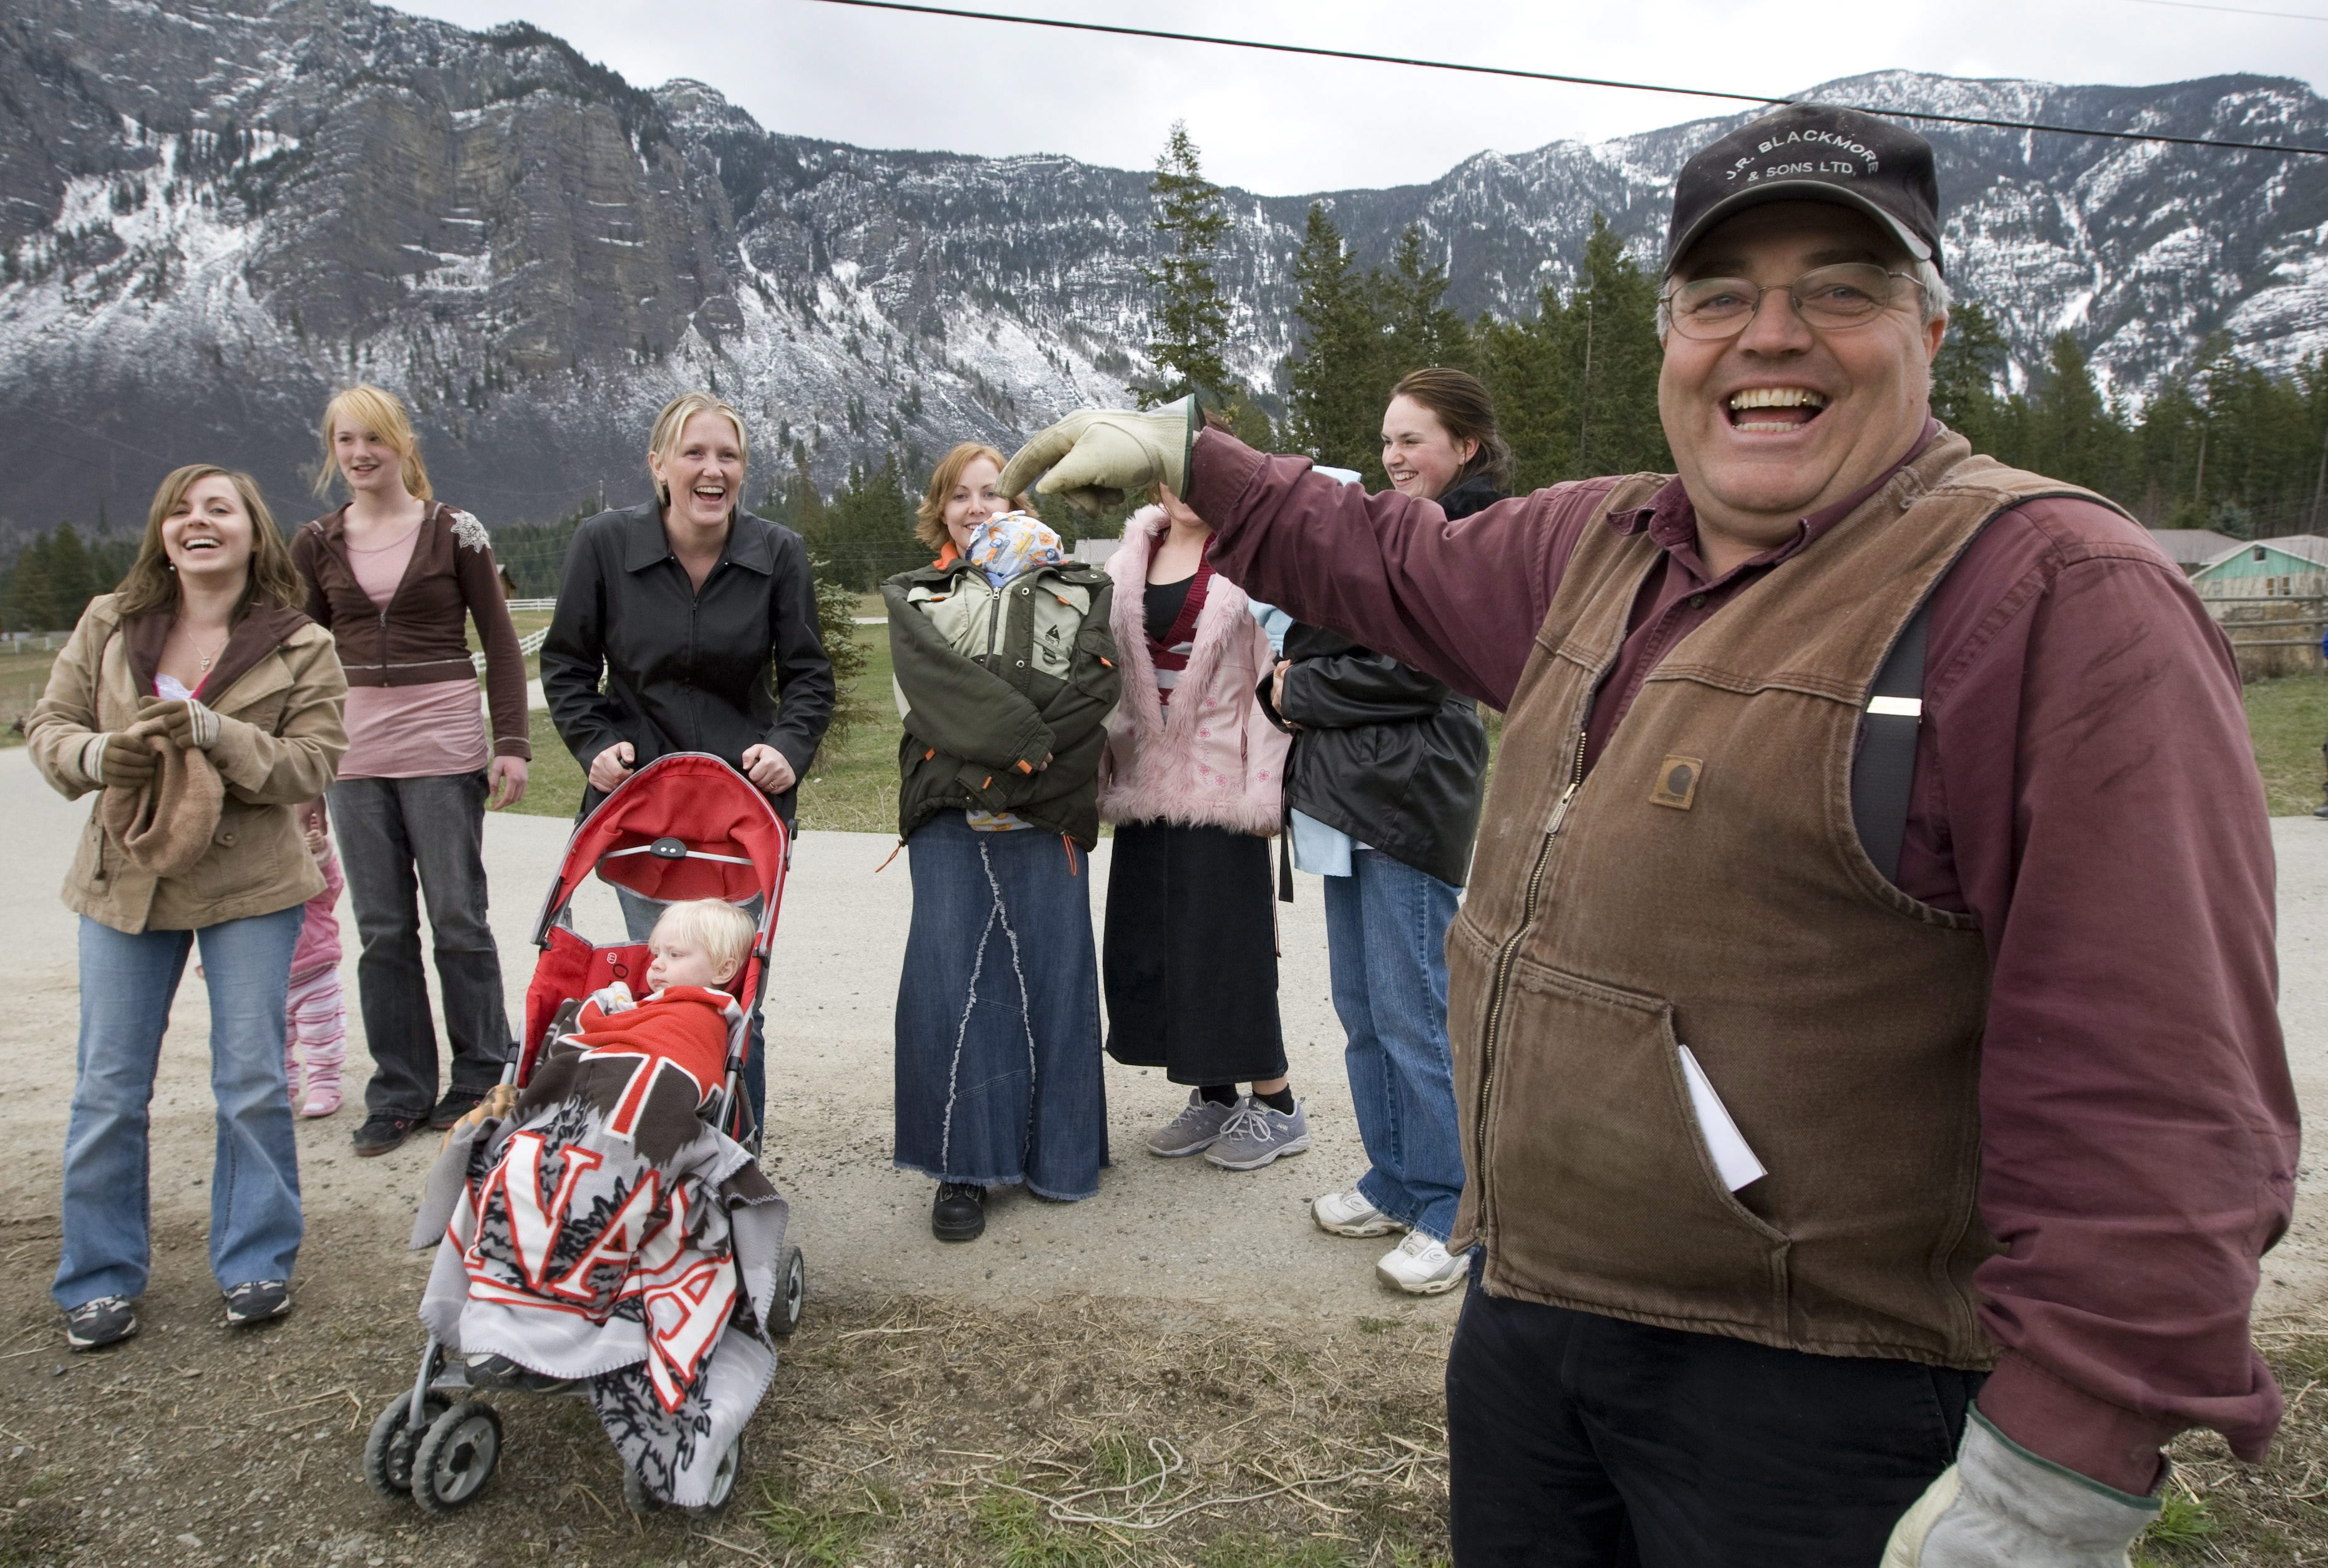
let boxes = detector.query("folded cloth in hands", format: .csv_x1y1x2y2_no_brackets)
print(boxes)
97,712,225,878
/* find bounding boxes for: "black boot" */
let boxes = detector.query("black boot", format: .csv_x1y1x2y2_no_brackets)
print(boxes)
932,1181,987,1242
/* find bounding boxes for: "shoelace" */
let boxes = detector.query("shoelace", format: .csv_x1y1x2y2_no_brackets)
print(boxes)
1216,1105,1279,1145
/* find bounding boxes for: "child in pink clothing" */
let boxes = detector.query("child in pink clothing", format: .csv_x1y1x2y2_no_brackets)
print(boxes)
286,798,348,1117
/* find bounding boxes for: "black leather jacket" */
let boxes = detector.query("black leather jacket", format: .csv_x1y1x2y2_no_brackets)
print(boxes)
1255,473,1499,888
542,501,835,825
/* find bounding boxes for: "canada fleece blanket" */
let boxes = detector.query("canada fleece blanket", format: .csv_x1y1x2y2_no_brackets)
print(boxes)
410,1021,787,1507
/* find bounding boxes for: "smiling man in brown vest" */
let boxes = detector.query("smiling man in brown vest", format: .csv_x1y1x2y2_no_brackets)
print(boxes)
1002,105,2297,1567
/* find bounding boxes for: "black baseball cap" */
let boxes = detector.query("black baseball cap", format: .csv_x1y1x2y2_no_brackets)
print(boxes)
1665,104,1944,276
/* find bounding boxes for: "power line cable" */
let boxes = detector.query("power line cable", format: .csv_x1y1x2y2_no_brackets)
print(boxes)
796,0,2328,158
2118,0,2328,20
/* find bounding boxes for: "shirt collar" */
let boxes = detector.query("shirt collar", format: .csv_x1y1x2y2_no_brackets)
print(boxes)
1604,417,1941,588
621,505,775,576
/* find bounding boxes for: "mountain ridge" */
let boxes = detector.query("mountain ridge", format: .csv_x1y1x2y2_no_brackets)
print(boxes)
1,0,2321,533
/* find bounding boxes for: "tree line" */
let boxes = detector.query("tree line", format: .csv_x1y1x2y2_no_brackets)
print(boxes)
1143,121,2328,539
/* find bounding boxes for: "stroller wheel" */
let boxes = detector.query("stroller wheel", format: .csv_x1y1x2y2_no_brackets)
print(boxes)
625,1430,745,1517
411,1400,502,1515
362,1393,447,1497
692,1429,745,1516
774,1246,805,1338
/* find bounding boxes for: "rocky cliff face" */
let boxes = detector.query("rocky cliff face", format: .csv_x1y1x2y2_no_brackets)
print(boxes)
2,0,2322,533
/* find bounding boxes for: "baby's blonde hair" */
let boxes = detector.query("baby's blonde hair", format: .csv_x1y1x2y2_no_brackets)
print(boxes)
651,898,758,987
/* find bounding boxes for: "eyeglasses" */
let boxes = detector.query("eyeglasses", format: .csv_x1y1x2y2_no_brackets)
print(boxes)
1662,263,1924,341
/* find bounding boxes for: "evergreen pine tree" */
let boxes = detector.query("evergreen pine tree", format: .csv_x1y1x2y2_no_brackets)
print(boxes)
1139,122,1233,409
44,523,95,628
1285,205,1387,477
1380,225,1471,375
4,544,57,632
1929,299,2009,453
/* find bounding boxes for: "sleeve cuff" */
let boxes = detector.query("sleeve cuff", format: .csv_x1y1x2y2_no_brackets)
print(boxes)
1977,1350,2181,1496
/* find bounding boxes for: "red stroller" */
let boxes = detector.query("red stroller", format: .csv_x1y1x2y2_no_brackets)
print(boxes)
362,753,807,1517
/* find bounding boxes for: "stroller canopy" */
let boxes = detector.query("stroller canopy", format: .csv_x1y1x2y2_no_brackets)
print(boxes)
535,753,790,942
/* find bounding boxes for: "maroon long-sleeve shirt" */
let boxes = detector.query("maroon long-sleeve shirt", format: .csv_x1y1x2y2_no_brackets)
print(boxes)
1191,424,2297,1492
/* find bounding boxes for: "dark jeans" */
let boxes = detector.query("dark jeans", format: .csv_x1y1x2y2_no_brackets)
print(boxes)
1447,1261,1981,1567
332,772,514,1120
614,886,768,1139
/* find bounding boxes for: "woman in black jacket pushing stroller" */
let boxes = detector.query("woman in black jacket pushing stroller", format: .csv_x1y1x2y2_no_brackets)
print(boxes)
541,390,836,1135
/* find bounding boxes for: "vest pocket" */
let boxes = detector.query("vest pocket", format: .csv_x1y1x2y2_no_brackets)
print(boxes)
1487,956,1790,1334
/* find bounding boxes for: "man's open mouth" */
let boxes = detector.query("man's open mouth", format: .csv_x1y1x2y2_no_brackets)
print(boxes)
1727,387,1829,433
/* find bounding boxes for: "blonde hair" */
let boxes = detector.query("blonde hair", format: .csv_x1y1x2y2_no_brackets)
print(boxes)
114,465,306,621
314,384,433,502
651,898,758,987
913,442,1011,553
648,392,750,508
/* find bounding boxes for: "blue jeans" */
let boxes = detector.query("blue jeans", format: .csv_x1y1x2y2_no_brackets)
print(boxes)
55,907,306,1309
614,886,768,1137
1322,849,1465,1243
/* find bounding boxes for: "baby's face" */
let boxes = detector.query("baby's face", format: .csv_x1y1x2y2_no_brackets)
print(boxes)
646,929,733,994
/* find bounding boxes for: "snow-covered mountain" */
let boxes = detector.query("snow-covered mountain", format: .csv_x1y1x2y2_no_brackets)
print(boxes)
2,0,2322,533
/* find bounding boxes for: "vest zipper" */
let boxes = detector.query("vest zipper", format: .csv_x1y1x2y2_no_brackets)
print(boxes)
1475,724,1589,1252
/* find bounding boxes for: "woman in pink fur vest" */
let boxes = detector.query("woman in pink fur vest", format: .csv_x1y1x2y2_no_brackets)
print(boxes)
1098,487,1304,1173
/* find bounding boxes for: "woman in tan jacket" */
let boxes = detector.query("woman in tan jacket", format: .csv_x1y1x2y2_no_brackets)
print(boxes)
28,465,347,1351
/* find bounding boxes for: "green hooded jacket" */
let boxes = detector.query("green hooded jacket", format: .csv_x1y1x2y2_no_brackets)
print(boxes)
883,554,1120,848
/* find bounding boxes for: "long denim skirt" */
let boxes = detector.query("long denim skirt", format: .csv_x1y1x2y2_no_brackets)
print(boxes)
893,813,1108,1200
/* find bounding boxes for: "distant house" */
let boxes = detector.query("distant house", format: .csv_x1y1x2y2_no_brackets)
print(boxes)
2190,535,2328,599
2146,530,2240,578
1072,538,1122,568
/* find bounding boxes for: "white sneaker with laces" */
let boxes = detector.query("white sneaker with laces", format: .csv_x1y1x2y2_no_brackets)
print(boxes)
1312,1188,1405,1238
1375,1232,1467,1295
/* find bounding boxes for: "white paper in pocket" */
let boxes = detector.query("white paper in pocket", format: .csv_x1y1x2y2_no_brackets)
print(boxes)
1677,1045,1768,1192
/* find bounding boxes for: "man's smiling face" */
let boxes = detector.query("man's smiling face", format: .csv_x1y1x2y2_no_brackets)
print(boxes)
1657,201,1946,558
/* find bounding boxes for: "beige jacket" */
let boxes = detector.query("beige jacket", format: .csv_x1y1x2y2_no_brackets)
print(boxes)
28,594,349,933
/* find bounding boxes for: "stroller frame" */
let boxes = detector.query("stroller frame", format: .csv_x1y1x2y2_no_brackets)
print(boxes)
364,753,806,1518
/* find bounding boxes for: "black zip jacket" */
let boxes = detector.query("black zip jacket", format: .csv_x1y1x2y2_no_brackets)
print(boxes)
1255,473,1500,888
542,501,835,825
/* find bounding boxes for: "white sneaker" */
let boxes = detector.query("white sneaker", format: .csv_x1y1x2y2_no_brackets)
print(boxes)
1312,1188,1405,1238
1375,1232,1467,1295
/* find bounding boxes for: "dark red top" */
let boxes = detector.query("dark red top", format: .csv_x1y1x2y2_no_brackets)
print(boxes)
1191,424,2297,1493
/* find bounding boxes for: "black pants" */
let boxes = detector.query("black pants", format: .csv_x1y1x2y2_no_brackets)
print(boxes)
1446,1263,1981,1567
332,772,515,1119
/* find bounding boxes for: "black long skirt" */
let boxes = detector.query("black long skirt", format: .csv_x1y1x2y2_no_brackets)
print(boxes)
1102,820,1286,1085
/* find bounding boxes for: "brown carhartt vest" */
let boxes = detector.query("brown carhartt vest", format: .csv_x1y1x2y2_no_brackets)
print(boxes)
1448,430,2127,1368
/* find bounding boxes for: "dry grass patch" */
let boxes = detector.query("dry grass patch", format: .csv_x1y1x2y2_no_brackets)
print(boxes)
2136,1317,2328,1566
735,1295,1452,1567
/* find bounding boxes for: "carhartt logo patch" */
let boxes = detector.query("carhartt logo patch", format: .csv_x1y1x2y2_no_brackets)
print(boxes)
1650,757,1702,810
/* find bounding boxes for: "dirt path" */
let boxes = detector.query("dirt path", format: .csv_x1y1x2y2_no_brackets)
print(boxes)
3,747,2325,1566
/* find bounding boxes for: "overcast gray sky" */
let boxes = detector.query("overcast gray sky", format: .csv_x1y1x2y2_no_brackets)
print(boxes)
396,0,2328,194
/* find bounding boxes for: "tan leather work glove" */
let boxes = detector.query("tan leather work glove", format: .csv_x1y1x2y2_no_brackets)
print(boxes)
997,396,1198,516
1881,1413,2161,1568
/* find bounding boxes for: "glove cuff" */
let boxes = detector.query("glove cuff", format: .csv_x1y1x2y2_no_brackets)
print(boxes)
1968,1410,2164,1511
80,732,113,787
183,698,221,749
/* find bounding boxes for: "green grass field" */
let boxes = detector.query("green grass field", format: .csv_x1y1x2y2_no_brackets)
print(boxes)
12,614,2328,827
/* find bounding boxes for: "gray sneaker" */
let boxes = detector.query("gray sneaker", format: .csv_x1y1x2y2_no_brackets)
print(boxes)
1205,1097,1311,1171
1147,1090,1238,1157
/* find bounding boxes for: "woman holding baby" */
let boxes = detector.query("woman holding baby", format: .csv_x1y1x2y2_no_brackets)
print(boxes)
29,463,349,1350
885,443,1120,1242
